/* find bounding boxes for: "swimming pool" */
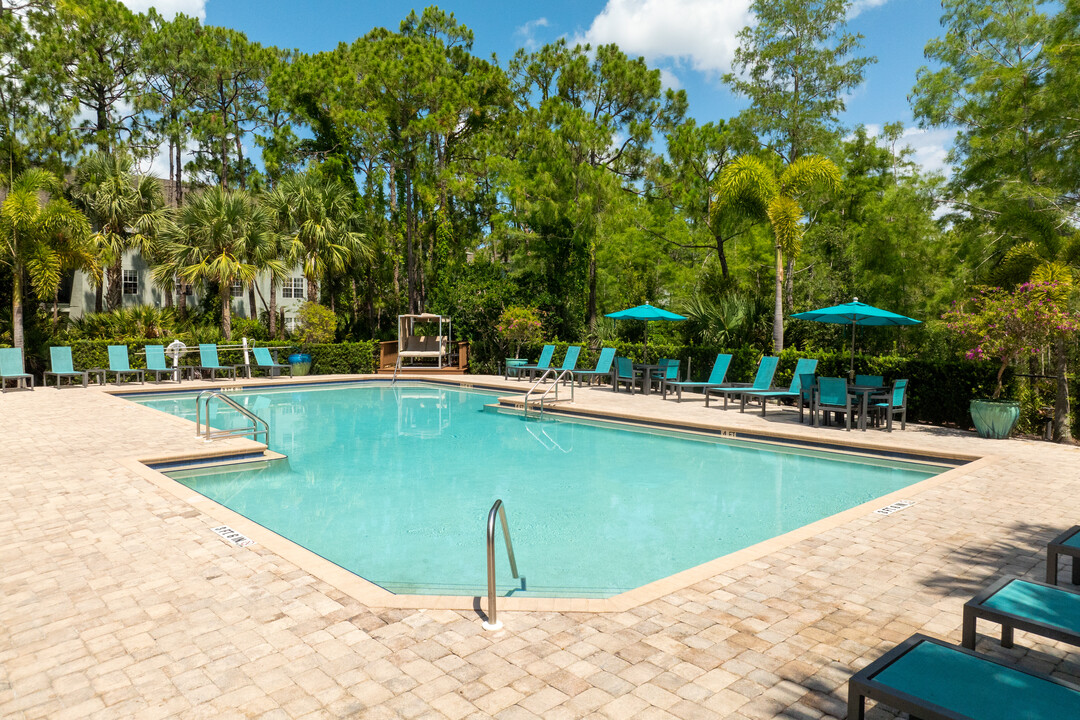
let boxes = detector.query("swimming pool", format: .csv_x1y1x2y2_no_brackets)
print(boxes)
134,382,947,598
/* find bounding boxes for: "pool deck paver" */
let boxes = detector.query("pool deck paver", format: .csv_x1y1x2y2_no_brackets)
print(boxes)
2,373,1080,719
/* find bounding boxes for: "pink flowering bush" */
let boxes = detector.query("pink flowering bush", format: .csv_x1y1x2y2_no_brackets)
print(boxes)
942,282,1080,398
496,306,543,359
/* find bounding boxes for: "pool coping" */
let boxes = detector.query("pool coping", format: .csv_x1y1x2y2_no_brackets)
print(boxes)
117,376,994,615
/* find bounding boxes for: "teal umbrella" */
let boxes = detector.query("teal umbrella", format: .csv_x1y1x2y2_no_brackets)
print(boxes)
790,298,921,379
605,303,687,362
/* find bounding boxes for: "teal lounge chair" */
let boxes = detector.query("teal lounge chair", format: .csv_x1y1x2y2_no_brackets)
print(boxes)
526,345,574,382
251,347,292,378
662,353,732,402
814,376,854,430
739,358,819,416
613,356,642,394
868,379,908,431
962,575,1080,652
45,346,89,388
797,373,816,423
848,633,1080,720
516,344,554,381
99,345,145,385
0,347,34,391
705,356,779,409
572,347,616,387
193,344,237,380
144,345,180,382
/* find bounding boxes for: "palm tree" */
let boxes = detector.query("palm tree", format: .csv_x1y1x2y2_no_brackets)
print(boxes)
166,186,283,339
275,172,369,305
712,155,842,352
258,184,296,338
1,169,94,347
71,152,167,311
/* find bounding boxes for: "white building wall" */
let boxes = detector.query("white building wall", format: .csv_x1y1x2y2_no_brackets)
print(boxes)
66,250,309,328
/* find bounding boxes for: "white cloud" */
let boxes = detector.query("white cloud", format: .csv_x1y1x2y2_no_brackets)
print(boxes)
659,68,681,90
900,127,953,176
848,0,891,20
582,0,752,75
515,17,550,51
119,0,207,20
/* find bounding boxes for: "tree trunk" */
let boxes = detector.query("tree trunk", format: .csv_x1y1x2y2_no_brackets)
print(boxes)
95,280,103,313
163,287,173,309
587,241,598,335
52,286,60,328
221,283,232,339
177,284,187,318
12,262,24,348
1054,337,1072,443
714,234,730,278
248,284,256,320
773,245,784,352
269,276,277,338
175,140,183,206
107,259,123,310
784,257,795,311
306,272,318,303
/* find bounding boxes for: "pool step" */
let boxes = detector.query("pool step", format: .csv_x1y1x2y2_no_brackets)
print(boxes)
143,448,287,473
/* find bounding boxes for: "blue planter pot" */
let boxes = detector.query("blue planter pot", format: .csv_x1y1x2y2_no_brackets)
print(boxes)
970,399,1020,439
288,353,312,377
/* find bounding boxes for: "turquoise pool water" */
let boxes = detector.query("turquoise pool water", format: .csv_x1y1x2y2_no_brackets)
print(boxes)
134,382,946,598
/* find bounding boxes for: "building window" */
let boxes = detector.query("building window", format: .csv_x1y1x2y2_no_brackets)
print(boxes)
123,269,138,296
174,276,192,296
282,276,305,299
231,279,245,297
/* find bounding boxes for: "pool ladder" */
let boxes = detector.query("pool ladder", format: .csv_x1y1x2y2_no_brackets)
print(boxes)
523,368,574,419
195,390,269,446
484,499,519,631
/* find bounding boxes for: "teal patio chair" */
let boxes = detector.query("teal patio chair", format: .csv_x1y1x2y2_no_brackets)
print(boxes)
962,575,1080,652
855,374,884,387
45,346,89,388
869,379,908,431
613,356,642,394
0,347,34,391
572,347,617,387
144,345,180,382
797,373,817,423
516,344,555,381
848,634,1080,720
95,345,144,385
705,356,779,409
652,358,680,395
662,353,732,402
251,347,292,378
814,376,854,430
550,345,582,384
193,344,237,380
739,358,819,416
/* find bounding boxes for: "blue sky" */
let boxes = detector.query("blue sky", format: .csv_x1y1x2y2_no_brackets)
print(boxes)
123,0,953,173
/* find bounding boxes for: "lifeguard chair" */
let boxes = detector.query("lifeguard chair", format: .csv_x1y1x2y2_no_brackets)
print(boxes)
393,313,452,381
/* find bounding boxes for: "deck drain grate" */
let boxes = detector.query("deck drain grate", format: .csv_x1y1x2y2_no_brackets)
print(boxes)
211,525,255,547
874,500,915,516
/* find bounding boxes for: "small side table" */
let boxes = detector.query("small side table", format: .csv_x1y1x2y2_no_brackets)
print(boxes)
504,359,527,381
1047,525,1080,585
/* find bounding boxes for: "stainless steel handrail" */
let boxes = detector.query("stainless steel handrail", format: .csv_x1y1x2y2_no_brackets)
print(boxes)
523,368,575,419
483,499,519,631
195,390,269,446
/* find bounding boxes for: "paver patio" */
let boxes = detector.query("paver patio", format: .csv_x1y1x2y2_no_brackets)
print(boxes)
2,374,1079,719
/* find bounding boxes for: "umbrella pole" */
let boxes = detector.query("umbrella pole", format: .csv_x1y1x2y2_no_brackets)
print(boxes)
850,324,856,381
644,322,649,363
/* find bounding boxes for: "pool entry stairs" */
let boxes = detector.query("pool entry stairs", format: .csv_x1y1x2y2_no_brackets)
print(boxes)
519,368,575,419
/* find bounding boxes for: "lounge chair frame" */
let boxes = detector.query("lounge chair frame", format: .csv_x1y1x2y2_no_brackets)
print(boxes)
44,346,90,388
1047,525,1080,585
612,357,641,394
572,347,616,387
662,353,732,402
249,347,292,378
0,347,35,391
848,633,1080,720
962,575,1080,651
97,345,145,385
705,356,778,409
739,358,818,416
516,345,555,381
192,344,238,380
814,377,854,431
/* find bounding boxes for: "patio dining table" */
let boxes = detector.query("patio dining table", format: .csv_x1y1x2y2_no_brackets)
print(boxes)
634,363,661,396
